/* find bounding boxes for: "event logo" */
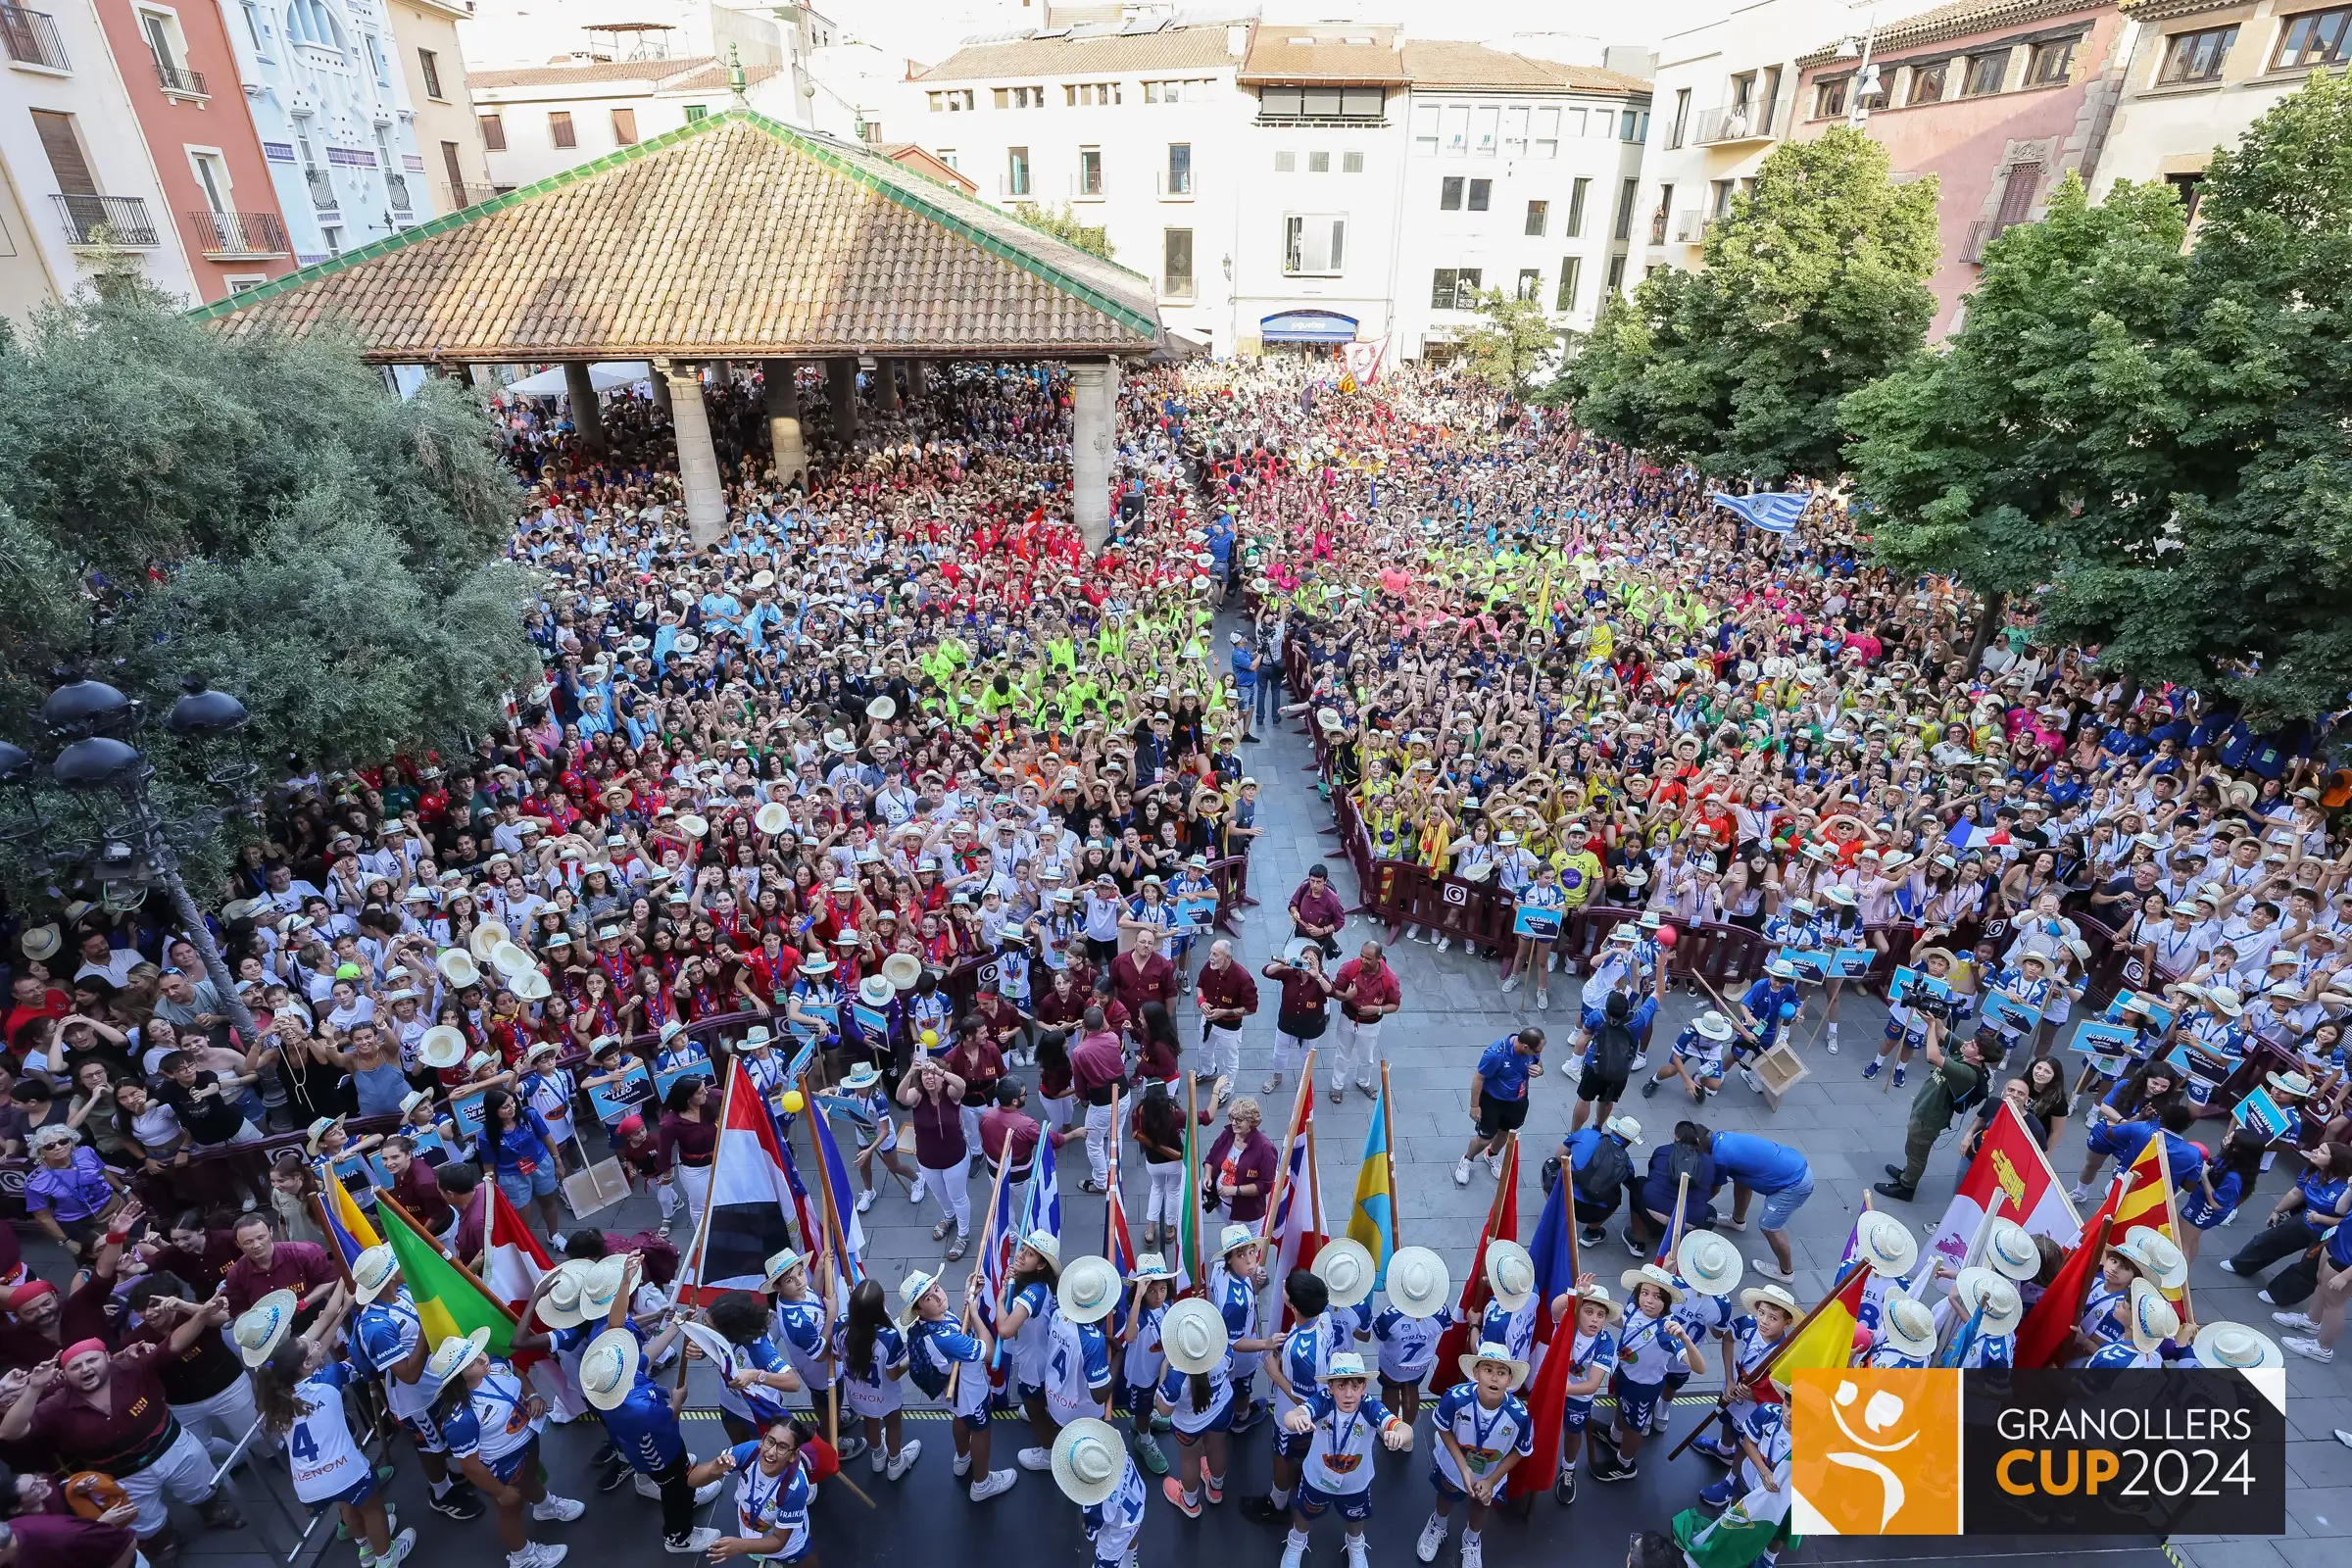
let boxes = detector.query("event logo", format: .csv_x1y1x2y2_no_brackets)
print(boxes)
1791,1369,2284,1537
1790,1370,1962,1536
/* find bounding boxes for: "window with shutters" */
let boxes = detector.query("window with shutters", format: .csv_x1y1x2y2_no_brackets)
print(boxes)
1284,214,1346,274
2026,37,2078,84
1988,160,2043,239
478,112,505,150
1962,49,2010,95
1566,177,1589,237
548,111,575,149
612,108,638,145
418,48,443,99
1907,61,1948,103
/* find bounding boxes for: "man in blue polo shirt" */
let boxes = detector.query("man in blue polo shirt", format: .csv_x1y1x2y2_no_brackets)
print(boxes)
1706,1131,1813,1283
1456,1027,1544,1187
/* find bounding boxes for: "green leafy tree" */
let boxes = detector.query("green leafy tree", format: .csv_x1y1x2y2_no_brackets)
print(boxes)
0,286,538,886
1456,287,1564,399
1560,125,1940,481
1840,173,2192,657
1009,201,1115,260
2036,70,2352,719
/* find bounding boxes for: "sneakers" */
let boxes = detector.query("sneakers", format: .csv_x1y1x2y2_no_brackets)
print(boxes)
1230,1399,1267,1435
835,1432,868,1463
1553,1464,1577,1506
1578,1226,1607,1250
907,1178,927,1205
1739,1066,1763,1095
1590,1451,1639,1483
1281,1535,1309,1568
1163,1477,1203,1519
631,1472,662,1498
1537,990,1551,1010
2283,1337,2334,1363
508,1546,567,1568
1623,1227,1643,1255
1484,1151,1502,1179
1700,1476,1742,1508
857,1187,877,1214
1824,1038,1838,1056
429,1487,486,1521
1416,1512,1448,1563
971,1469,1017,1501
373,1529,417,1568
529,1494,584,1524
1751,1258,1794,1282
1136,1434,1168,1475
2214,1258,2242,1276
1018,1446,1054,1471
598,1463,632,1494
885,1441,922,1481
1499,974,1521,995
1642,1078,1661,1099
1629,1052,1650,1074
664,1530,721,1554
1861,1058,1883,1081
1459,1532,1484,1568
1546,952,1561,973
2274,1310,2320,1331
693,1479,723,1505
1345,1536,1369,1568
1723,1215,1747,1232
1872,1180,1917,1202
1203,1472,1224,1505
1436,938,1451,953
1892,1064,1907,1088
1454,1158,1473,1187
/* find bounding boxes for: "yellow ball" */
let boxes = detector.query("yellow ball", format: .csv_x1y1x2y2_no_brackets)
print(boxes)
918,1030,939,1049
779,1090,805,1114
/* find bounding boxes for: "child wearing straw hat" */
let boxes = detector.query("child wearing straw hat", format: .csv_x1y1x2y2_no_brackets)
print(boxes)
244,1284,418,1568
1415,1342,1531,1568
832,1277,921,1482
1046,1255,1120,1432
1115,1253,1180,1477
1277,1351,1411,1568
1590,1264,1703,1484
576,1325,724,1554
1541,1281,1620,1507
900,1267,1015,1502
1051,1417,1150,1568
344,1244,487,1522
1861,1297,1938,1369
1240,1263,1372,1525
1945,1269,2025,1370
1691,1283,1796,1464
423,1326,585,1568
1659,1233,1741,1430
1152,1296,1234,1519
761,1250,859,1460
1370,1246,1452,1427
2086,1280,2180,1369
1205,1224,1274,1435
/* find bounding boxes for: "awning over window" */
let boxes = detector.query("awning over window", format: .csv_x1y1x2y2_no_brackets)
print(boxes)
1258,310,1357,344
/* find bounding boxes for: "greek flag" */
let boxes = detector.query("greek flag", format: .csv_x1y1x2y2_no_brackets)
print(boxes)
1711,491,1811,533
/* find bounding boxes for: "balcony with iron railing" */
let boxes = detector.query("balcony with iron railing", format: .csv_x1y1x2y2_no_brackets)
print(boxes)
1693,97,1781,146
1673,209,1710,243
385,172,411,212
0,3,69,69
52,193,158,246
154,57,205,95
187,209,289,257
1157,168,1194,199
305,166,336,210
1961,218,2007,264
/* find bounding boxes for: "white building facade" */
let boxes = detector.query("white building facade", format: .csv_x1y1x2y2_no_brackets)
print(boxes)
469,55,803,189
222,0,433,263
1391,41,1651,360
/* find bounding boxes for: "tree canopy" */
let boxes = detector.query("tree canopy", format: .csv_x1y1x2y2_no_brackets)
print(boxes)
1844,71,2352,721
1009,201,1115,260
1560,125,1940,483
0,287,537,880
1456,287,1564,400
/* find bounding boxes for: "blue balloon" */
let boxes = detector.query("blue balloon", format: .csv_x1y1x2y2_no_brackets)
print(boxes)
1779,1002,1799,1020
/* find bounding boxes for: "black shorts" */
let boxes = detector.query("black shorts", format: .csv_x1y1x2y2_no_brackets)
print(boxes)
1475,1097,1531,1140
1577,1072,1629,1104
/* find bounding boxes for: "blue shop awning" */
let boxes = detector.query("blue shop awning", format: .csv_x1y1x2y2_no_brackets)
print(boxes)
1258,310,1358,344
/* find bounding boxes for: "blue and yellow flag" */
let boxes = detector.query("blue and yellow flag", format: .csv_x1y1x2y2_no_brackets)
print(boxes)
314,1158,381,1264
1347,1082,1396,1288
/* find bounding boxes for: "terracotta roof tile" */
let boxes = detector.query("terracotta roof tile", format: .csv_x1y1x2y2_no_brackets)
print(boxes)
918,24,1243,81
471,56,717,89
1396,41,1653,94
1238,33,1409,86
193,113,1159,360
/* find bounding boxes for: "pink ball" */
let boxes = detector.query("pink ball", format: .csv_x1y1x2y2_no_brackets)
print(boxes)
1655,925,1679,949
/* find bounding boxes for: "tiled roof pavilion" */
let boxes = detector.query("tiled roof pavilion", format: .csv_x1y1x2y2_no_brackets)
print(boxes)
191,110,1159,547
189,109,1162,361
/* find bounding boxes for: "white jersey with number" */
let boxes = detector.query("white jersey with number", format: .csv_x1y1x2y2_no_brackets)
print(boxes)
287,1364,368,1503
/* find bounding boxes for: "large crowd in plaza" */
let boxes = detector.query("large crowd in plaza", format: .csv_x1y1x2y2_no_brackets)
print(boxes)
0,346,2347,1568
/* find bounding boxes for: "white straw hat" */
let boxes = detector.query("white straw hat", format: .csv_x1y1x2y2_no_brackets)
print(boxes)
1677,1231,1744,1298
1384,1247,1449,1320
1855,1211,1918,1279
1485,1240,1536,1310
1159,1297,1229,1376
232,1290,300,1367
579,1325,644,1410
1314,1238,1377,1308
1056,1255,1122,1325
1051,1417,1130,1507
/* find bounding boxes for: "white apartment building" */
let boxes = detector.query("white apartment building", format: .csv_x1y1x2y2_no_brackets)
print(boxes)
458,0,786,73
1390,40,1651,360
469,54,803,187
1625,0,1901,293
906,16,1255,352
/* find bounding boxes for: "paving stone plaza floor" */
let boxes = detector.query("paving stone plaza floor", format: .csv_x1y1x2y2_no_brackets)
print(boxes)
162,662,2348,1568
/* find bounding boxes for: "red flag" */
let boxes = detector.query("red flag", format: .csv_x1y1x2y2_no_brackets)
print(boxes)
483,1186,554,1371
2015,1179,2123,1369
1428,1139,1521,1397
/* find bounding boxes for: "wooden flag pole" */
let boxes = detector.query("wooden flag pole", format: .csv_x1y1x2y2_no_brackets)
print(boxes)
373,1190,523,1328
2153,1137,2195,1322
946,1144,1016,1409
1260,1048,1316,1248
1381,1060,1400,1255
796,1069,854,1467
1664,1258,1871,1463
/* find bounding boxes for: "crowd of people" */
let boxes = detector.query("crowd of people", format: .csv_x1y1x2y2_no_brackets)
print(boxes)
0,344,2340,1568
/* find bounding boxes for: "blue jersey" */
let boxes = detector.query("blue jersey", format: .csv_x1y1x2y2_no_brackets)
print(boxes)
439,1363,537,1467
1155,1357,1234,1435
906,1315,991,1419
713,1333,795,1424
1370,1305,1449,1382
723,1442,811,1556
1478,1297,1537,1365
596,1379,688,1475
1560,1327,1617,1401
1431,1383,1534,1490
350,1294,436,1418
1274,1305,1367,1418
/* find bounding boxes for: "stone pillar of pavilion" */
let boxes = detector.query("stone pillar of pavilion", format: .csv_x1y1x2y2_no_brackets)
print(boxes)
826,357,858,443
1068,358,1118,551
874,358,901,416
650,365,673,416
761,359,806,487
660,358,727,548
563,361,606,454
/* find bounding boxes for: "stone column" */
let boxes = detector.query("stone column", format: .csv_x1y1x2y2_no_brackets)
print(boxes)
649,365,673,416
874,358,901,416
906,359,928,399
563,361,606,454
660,359,727,548
761,359,806,486
826,356,858,443
1068,359,1115,552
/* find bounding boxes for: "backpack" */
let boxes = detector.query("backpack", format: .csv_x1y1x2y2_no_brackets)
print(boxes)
1574,1136,1632,1202
1590,1019,1639,1081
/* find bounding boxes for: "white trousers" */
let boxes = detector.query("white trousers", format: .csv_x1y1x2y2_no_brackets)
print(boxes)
172,1377,270,1460
122,1427,216,1537
1273,1031,1315,1075
1145,1157,1188,1225
673,1160,712,1225
1203,1025,1243,1083
1334,1017,1385,1087
1084,1101,1117,1186
922,1157,971,1237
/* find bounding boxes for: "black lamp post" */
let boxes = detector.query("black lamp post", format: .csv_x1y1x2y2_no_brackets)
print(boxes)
0,673,263,1041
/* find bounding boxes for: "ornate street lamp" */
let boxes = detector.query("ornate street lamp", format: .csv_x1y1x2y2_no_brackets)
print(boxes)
0,673,262,1040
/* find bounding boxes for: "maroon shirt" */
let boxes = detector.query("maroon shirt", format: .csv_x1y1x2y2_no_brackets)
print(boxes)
221,1241,337,1315
1195,959,1260,1021
30,1347,176,1474
1288,881,1347,933
0,1273,118,1374
1332,958,1401,1024
1109,952,1176,1023
130,1315,244,1405
391,1158,455,1236
15,1496,134,1568
144,1231,238,1296
979,1105,1041,1173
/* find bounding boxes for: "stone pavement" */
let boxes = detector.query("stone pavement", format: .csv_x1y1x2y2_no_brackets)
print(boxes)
89,651,2348,1568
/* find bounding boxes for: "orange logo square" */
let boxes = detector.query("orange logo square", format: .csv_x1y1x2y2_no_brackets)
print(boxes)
1789,1369,1963,1536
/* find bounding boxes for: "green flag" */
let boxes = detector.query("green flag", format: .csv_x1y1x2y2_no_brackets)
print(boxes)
379,1199,516,1356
